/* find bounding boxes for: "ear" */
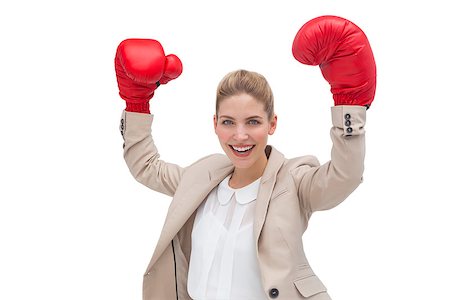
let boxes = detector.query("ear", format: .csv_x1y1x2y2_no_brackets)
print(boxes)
268,114,277,135
213,114,218,133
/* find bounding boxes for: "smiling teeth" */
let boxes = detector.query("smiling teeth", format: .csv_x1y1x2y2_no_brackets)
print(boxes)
232,145,254,152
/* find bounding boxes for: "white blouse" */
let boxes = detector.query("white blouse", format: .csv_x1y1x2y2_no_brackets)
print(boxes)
187,175,267,300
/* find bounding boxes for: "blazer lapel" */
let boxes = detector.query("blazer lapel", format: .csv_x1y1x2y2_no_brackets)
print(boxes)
253,146,285,242
148,162,234,269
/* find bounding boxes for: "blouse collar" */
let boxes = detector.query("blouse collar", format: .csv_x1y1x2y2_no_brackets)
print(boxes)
217,175,261,205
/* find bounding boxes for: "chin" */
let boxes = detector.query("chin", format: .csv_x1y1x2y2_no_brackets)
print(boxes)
230,160,254,170
227,151,258,169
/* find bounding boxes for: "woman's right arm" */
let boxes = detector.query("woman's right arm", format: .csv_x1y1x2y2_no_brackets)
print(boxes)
121,111,182,197
115,38,183,197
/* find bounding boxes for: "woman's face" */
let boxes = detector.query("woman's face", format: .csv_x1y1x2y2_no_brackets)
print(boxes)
214,93,277,171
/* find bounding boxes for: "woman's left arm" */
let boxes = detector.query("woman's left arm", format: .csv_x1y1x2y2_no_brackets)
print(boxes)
295,105,366,212
291,15,376,212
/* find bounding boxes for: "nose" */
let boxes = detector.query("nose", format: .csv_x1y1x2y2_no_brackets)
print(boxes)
233,124,249,140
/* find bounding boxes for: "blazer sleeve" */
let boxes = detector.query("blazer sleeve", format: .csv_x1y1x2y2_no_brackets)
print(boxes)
120,111,183,197
295,105,366,212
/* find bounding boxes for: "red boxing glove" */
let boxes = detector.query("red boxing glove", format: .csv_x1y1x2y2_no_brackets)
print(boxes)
292,15,376,108
160,54,183,85
115,39,183,113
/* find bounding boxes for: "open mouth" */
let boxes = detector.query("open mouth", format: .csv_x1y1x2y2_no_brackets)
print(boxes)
229,145,255,157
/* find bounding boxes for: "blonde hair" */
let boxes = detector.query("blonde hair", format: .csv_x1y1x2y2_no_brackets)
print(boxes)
216,69,274,119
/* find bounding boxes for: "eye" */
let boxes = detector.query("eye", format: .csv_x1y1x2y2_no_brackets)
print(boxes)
248,119,261,125
222,119,233,125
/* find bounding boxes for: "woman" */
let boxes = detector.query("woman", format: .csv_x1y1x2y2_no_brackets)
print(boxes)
116,16,375,300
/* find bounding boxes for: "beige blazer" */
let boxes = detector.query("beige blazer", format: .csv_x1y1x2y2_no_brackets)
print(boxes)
120,105,366,300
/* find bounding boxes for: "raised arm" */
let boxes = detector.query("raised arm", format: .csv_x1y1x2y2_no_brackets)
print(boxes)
292,15,376,212
115,39,184,196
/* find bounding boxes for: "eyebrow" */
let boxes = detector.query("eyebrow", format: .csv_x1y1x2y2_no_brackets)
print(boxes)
219,115,264,120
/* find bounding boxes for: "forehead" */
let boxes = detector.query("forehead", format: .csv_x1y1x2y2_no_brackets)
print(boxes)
217,94,265,117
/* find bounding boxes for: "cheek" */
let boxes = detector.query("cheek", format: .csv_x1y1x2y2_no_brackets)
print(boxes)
215,128,231,143
253,129,269,143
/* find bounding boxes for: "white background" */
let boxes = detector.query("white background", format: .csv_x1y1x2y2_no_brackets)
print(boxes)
1,0,449,299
